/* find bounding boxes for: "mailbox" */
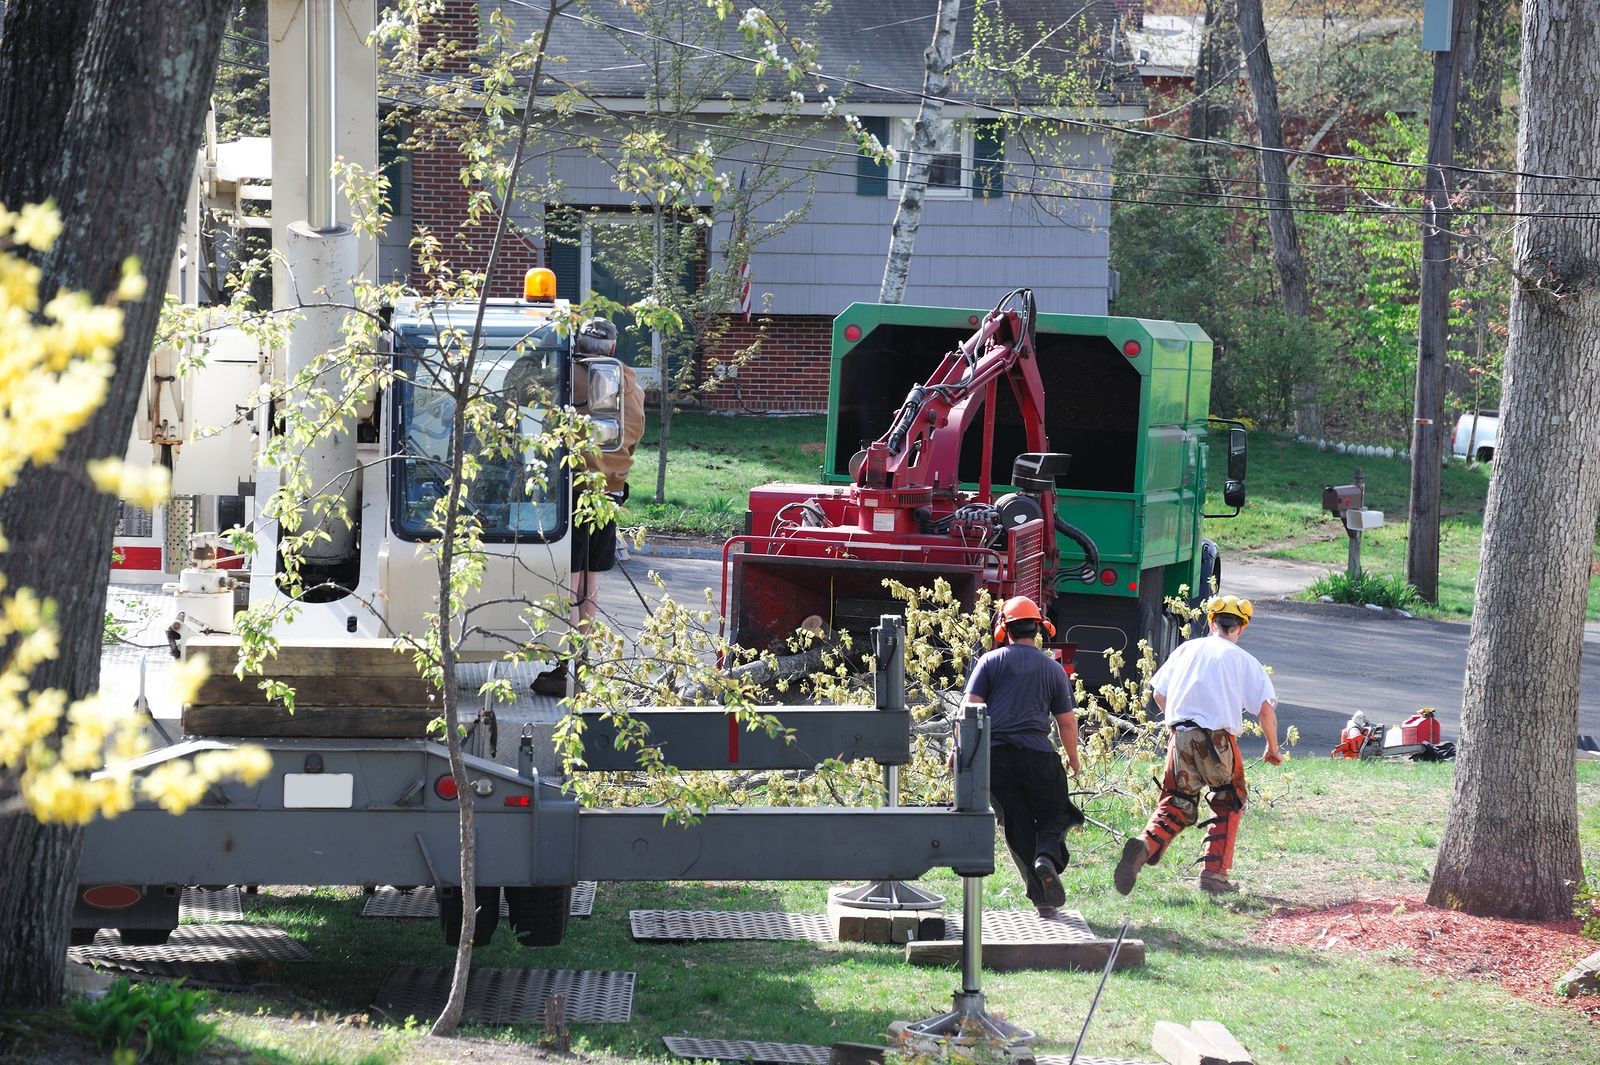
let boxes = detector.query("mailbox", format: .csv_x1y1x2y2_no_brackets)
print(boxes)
1345,508,1385,531
1322,484,1363,517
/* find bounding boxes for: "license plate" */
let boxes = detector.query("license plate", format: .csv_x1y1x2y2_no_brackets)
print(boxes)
283,773,354,809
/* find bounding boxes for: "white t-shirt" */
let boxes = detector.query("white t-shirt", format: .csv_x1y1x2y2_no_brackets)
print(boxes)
1149,635,1276,736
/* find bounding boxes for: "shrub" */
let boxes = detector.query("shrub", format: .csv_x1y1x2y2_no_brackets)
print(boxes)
1308,571,1422,612
71,977,217,1063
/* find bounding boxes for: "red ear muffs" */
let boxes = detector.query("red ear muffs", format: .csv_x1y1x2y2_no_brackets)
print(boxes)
993,617,1056,645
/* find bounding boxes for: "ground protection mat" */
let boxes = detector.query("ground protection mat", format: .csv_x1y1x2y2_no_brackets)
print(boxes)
661,1038,1156,1065
69,924,311,984
939,909,1103,943
360,882,596,918
629,910,833,942
179,886,245,923
373,966,635,1025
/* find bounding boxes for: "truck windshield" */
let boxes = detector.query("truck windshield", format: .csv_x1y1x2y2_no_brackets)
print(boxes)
391,324,566,543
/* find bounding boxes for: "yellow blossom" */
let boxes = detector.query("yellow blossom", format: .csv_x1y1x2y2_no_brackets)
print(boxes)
115,258,147,303
86,458,171,510
12,201,62,251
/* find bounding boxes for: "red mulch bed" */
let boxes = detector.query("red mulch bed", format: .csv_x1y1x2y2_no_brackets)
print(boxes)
1256,895,1600,1018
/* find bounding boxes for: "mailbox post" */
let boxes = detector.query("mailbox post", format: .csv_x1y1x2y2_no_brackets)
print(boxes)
1322,468,1385,579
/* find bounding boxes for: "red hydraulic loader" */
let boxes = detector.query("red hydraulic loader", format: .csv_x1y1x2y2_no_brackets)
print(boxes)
722,288,1245,692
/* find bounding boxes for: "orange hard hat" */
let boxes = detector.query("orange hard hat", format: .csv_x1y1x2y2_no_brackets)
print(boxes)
993,595,1057,645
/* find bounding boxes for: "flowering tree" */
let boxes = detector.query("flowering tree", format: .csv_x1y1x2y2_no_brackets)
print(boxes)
0,0,238,1010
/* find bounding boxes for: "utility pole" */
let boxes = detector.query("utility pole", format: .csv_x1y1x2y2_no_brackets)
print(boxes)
1407,0,1477,603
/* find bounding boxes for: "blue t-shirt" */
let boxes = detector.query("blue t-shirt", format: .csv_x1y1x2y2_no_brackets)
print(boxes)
964,642,1075,752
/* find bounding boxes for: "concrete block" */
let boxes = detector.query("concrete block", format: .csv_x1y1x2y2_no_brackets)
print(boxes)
1151,1020,1251,1065
1152,1021,1227,1065
1187,1021,1251,1064
904,936,1145,972
1554,950,1600,997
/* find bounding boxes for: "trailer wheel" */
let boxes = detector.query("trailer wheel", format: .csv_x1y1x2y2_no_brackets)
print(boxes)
504,886,571,947
438,887,501,947
117,927,174,946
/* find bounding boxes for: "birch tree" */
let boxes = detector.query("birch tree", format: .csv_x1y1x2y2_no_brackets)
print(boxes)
880,0,960,304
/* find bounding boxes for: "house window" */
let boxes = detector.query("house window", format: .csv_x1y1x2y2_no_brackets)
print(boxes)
890,118,972,199
546,208,703,389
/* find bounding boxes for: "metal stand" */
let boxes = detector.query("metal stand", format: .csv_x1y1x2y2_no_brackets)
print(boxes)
903,874,1034,1045
834,765,944,910
837,617,945,911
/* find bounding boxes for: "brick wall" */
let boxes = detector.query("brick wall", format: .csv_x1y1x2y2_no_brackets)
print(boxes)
697,314,833,412
407,1,543,298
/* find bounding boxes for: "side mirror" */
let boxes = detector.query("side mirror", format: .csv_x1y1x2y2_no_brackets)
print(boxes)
1206,418,1249,518
583,359,626,453
1228,426,1247,482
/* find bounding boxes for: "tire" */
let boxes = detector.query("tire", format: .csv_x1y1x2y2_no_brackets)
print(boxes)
504,885,571,947
70,927,99,946
117,927,174,946
439,887,500,947
1135,567,1181,666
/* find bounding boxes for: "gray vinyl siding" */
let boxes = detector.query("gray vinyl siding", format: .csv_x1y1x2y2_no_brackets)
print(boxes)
529,118,1114,317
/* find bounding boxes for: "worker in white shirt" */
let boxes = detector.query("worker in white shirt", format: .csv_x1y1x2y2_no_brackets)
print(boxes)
1114,595,1281,895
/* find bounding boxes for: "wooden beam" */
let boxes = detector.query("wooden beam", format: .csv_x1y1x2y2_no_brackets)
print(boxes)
904,936,1144,973
181,703,439,738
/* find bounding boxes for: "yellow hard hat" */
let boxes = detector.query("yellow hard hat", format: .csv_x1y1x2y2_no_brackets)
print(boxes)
1204,594,1254,627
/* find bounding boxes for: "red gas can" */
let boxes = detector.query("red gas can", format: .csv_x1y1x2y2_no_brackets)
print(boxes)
1399,710,1441,747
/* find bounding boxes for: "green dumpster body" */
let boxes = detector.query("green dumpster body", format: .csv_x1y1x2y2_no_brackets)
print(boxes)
818,302,1217,686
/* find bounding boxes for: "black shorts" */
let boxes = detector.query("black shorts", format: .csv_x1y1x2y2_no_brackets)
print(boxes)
572,518,618,573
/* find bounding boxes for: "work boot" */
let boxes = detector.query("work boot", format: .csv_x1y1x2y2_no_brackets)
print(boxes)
1035,905,1060,920
1114,837,1149,896
1199,872,1238,894
1033,855,1066,908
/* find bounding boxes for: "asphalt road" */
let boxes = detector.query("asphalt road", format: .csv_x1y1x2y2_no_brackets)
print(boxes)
601,548,1600,760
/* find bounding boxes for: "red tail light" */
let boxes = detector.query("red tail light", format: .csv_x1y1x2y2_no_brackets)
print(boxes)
504,794,532,808
434,774,458,801
1099,568,1117,585
82,885,143,910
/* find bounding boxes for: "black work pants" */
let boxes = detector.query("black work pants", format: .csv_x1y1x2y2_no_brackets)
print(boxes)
989,743,1082,905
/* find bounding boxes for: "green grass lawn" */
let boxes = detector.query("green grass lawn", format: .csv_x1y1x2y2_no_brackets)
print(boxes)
625,413,1600,620
179,759,1600,1065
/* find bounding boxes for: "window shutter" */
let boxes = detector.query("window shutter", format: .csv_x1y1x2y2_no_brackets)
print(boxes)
973,121,1006,199
545,207,581,301
856,116,890,196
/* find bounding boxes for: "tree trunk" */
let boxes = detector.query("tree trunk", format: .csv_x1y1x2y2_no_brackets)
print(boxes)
1234,0,1316,434
1427,0,1598,920
1187,0,1239,193
879,0,959,304
0,0,229,1008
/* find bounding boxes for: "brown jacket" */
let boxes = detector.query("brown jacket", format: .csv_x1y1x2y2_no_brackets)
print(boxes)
573,361,647,493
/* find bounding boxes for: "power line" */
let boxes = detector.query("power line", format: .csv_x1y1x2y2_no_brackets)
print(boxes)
493,0,1600,187
371,67,1586,222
